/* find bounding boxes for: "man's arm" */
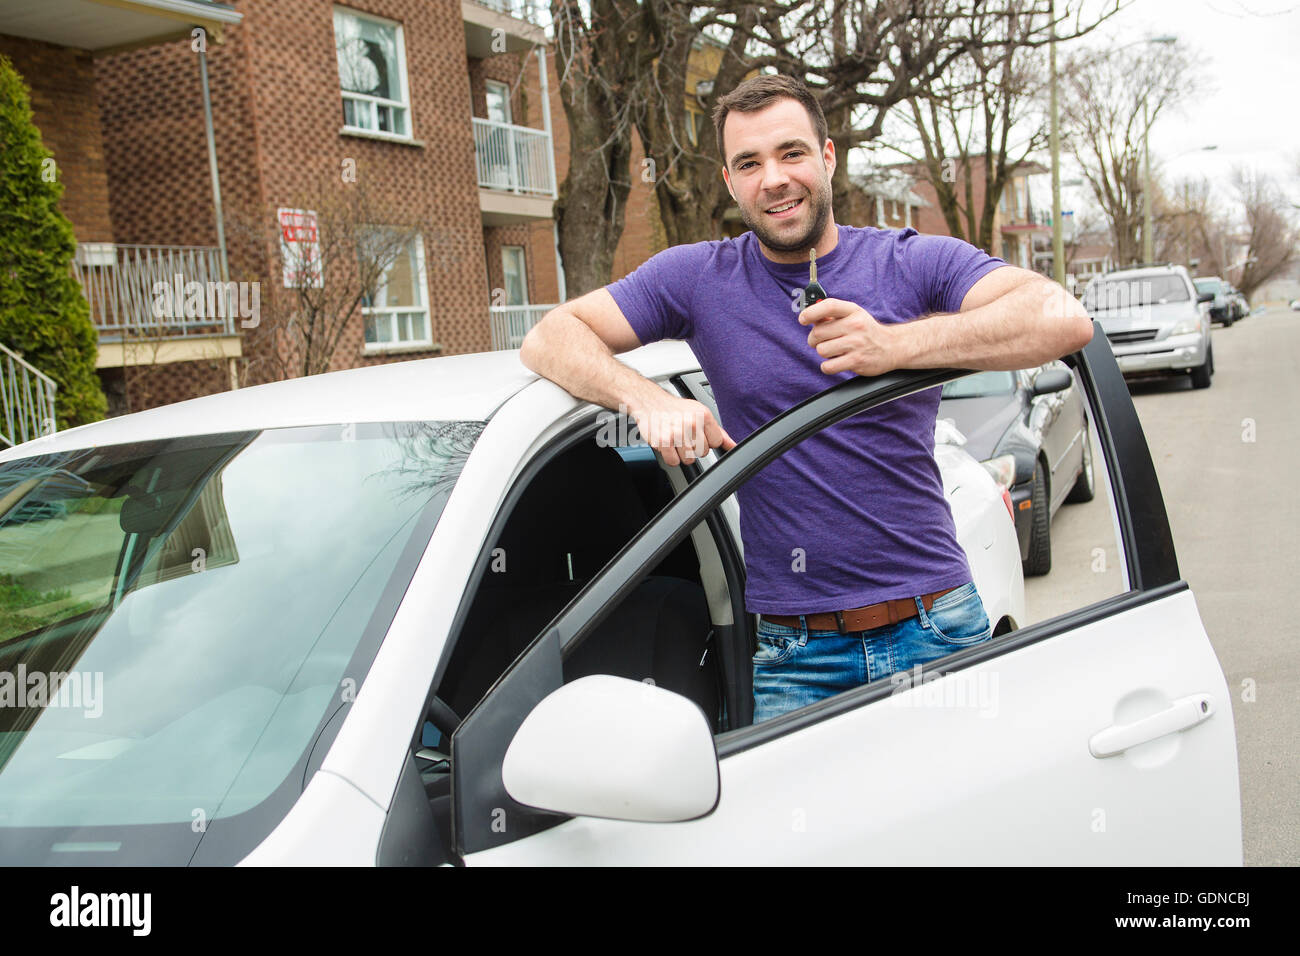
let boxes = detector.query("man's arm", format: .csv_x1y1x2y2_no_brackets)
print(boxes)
519,289,653,411
519,290,735,466
801,266,1094,377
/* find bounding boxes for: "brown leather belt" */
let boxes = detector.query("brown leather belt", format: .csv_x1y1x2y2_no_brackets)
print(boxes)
762,587,960,634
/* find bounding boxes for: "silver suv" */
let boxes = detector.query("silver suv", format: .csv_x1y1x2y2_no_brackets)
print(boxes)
1081,264,1214,389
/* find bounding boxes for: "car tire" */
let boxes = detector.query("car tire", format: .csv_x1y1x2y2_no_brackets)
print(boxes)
1023,461,1051,576
1065,424,1095,504
1190,344,1213,389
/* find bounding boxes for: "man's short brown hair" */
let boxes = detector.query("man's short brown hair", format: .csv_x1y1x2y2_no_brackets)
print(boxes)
711,74,828,167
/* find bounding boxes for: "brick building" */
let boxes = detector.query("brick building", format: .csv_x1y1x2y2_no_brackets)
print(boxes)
5,2,1036,418
4,0,669,414
885,157,1052,267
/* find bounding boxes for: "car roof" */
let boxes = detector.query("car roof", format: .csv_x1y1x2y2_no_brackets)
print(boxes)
0,340,699,462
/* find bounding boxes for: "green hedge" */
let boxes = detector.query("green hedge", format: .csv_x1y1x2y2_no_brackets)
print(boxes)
0,54,107,430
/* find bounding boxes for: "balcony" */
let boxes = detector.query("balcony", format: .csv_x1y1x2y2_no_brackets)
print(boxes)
462,0,546,57
490,304,554,350
474,118,558,223
1002,209,1053,234
0,343,57,448
72,243,243,369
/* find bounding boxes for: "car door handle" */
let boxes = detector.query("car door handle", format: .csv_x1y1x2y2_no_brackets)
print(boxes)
1089,694,1216,758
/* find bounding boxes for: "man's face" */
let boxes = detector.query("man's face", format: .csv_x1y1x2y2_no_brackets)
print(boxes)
721,97,835,254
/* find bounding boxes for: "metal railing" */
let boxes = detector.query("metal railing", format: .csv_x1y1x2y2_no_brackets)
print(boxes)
472,118,557,198
0,343,58,448
490,304,554,350
72,243,237,339
465,0,545,24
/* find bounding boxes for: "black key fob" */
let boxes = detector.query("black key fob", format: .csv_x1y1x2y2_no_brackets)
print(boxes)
803,281,827,307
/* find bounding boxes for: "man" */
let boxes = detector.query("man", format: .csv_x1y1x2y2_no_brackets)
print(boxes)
520,74,1093,723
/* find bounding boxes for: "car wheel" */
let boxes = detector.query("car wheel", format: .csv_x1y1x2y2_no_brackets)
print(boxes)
1023,461,1051,576
1065,424,1095,504
1190,344,1213,389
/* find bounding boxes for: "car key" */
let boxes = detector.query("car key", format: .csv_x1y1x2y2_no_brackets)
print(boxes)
804,247,827,307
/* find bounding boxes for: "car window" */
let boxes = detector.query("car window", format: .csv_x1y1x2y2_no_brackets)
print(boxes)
940,370,1017,398
434,417,702,729
1084,274,1190,309
0,422,478,857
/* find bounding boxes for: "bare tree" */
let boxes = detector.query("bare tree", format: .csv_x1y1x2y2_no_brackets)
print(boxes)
1059,37,1200,267
1232,168,1300,299
636,1,979,247
549,0,665,297
233,169,443,381
883,3,1050,251
881,1,1121,253
1155,177,1230,274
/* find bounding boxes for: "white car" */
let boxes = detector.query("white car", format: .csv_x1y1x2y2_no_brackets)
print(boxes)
0,335,1239,865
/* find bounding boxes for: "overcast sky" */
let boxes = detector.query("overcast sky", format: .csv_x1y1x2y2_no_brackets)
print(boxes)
1057,0,1300,216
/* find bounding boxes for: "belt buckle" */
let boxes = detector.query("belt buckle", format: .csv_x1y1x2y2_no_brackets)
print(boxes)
834,610,847,634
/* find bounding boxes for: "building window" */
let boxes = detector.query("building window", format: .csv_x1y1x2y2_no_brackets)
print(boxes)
685,110,706,147
362,231,430,349
501,246,529,305
485,80,512,125
335,8,411,138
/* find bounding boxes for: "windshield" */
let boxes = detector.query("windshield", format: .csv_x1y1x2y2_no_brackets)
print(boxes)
0,421,481,861
941,371,1017,399
1194,279,1220,294
1083,274,1190,310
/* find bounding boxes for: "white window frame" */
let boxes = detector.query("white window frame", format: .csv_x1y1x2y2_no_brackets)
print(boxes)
484,79,512,125
501,245,529,306
362,232,432,352
334,7,413,141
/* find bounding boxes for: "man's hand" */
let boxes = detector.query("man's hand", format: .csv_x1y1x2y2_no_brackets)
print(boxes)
799,298,900,377
626,390,737,467
797,268,1094,377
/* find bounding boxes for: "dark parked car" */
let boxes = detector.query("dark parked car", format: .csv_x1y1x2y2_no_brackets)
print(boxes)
938,362,1093,576
1193,276,1246,326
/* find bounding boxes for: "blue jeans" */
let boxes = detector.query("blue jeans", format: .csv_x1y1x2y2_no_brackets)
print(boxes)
752,581,993,723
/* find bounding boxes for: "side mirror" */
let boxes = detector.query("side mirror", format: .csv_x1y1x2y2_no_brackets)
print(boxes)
1032,368,1073,396
1197,291,1215,304
502,675,720,823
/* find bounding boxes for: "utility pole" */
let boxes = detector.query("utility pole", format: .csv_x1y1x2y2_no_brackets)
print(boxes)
1049,0,1065,285
1143,100,1153,264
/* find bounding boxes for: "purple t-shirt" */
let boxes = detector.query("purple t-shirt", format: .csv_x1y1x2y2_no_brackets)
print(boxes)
607,224,1005,614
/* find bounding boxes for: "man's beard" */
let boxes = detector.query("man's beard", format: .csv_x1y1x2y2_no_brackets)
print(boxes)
738,175,832,253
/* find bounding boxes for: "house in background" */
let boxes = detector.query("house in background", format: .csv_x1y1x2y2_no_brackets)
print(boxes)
1064,233,1115,291
884,157,1052,267
845,170,927,231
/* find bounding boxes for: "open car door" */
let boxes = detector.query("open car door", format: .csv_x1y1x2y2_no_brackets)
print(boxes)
449,323,1242,865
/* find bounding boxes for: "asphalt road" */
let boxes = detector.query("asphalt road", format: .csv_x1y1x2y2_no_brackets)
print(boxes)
1024,305,1298,866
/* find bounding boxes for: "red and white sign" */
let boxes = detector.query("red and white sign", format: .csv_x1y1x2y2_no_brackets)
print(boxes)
277,208,323,288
